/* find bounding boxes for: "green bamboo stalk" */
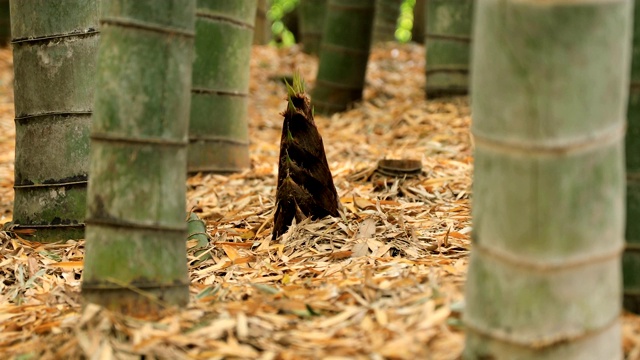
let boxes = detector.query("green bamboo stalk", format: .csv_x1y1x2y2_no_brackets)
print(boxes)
624,3,640,314
424,0,472,98
464,1,632,358
411,0,425,43
188,0,256,173
372,0,402,43
298,0,327,55
10,0,99,242
253,0,271,45
82,0,195,314
312,0,375,115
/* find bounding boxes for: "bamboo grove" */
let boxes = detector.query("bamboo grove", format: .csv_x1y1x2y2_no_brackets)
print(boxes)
4,0,640,358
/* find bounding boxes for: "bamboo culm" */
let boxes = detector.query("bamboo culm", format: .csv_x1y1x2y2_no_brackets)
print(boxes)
10,0,100,241
82,0,196,315
464,1,632,358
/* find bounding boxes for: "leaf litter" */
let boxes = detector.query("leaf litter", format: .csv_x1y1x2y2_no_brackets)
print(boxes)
0,43,637,359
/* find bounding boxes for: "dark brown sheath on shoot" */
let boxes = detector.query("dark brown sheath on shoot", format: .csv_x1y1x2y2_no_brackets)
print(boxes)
272,73,339,240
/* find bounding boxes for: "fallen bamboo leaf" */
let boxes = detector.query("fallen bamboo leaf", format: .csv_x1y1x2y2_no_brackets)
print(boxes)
352,242,369,257
252,283,280,295
329,250,353,259
221,245,240,262
356,218,377,239
443,226,451,248
354,196,376,210
315,307,363,328
49,261,83,270
215,241,254,248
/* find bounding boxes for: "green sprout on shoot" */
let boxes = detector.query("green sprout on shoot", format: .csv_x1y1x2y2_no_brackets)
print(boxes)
287,124,294,141
287,96,296,112
284,71,306,98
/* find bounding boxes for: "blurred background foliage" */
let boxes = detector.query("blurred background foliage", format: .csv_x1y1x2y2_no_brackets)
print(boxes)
268,0,299,46
268,0,417,47
397,0,415,43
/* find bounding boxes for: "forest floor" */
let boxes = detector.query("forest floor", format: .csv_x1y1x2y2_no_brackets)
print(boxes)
0,44,639,359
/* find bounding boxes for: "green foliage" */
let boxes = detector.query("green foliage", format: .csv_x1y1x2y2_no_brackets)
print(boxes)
287,96,296,112
269,0,298,20
285,72,305,97
396,0,415,42
268,0,416,47
268,0,299,46
285,72,305,112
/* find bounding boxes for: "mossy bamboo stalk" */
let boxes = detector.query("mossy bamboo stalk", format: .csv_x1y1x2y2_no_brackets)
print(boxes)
624,3,640,314
298,0,327,55
464,1,632,358
188,0,256,173
425,0,473,98
372,0,402,43
312,0,375,115
82,0,195,314
10,0,99,241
